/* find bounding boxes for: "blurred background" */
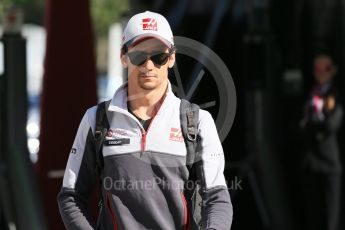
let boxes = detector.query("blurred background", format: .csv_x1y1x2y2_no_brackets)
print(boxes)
0,0,345,229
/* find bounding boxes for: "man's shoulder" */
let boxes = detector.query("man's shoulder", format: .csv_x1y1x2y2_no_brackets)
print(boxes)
177,98,214,124
85,104,98,117
198,109,214,124
80,105,98,132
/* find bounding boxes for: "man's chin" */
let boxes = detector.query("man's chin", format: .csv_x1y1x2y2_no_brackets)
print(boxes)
139,82,157,91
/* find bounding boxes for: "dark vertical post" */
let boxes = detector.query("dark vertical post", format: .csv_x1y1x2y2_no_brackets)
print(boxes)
0,31,47,229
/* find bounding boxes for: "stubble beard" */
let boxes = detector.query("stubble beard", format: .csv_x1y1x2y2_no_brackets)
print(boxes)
139,81,157,90
138,75,160,91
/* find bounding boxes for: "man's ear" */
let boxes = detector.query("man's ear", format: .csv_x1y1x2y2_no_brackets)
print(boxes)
121,54,128,68
168,53,175,68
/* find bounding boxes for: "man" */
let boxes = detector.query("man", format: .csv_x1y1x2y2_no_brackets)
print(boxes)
58,11,233,230
300,54,343,230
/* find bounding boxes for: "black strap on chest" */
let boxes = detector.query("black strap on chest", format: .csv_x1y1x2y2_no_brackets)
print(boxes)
94,100,111,175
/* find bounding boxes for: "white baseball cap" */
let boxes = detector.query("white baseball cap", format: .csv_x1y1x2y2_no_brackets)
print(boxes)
122,11,174,48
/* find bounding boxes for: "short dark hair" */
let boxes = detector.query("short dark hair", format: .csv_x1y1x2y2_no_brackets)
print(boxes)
121,44,128,55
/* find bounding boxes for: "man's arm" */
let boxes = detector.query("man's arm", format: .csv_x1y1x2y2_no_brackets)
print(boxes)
57,108,98,230
323,101,343,133
196,110,233,230
303,98,343,140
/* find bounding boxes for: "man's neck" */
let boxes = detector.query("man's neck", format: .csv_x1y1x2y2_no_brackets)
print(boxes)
127,83,168,119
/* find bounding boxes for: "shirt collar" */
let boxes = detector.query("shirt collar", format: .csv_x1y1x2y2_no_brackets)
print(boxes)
108,81,175,113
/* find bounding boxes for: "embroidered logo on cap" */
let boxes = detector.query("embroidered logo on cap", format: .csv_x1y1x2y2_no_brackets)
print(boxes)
142,18,157,31
169,127,183,142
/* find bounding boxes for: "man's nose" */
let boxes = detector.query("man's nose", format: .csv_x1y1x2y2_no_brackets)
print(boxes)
141,58,155,70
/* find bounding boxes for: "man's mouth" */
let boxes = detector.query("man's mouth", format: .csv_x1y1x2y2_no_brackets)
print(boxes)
139,74,156,78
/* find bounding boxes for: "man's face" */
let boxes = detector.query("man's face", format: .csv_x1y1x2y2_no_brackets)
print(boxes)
121,38,175,91
313,56,335,85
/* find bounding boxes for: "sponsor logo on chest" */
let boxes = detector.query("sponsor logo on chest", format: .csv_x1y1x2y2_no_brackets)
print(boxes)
106,128,129,138
169,127,184,142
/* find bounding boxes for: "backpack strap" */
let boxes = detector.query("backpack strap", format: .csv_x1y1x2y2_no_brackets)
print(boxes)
180,99,200,167
94,100,112,229
94,100,111,175
180,99,203,229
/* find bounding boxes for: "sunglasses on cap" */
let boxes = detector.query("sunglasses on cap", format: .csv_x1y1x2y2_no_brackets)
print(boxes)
126,48,174,66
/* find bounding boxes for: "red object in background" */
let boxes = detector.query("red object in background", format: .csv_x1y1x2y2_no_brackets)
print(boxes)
37,0,97,229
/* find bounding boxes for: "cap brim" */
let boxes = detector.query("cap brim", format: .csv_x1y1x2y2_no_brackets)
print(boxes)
126,34,172,48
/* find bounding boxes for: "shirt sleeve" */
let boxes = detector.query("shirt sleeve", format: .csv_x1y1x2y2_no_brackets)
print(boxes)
57,107,98,230
196,110,233,230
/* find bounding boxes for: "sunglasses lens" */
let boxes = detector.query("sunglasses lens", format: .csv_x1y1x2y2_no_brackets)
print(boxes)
128,51,147,65
127,51,171,66
151,53,170,65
